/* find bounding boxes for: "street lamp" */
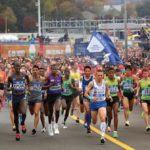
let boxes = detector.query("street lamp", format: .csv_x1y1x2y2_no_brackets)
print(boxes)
124,0,128,60
5,16,8,33
36,0,41,36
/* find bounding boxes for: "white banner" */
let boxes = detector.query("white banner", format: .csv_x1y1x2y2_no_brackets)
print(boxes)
87,36,104,53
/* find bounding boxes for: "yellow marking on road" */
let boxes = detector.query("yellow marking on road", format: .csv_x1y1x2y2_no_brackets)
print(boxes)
70,115,135,150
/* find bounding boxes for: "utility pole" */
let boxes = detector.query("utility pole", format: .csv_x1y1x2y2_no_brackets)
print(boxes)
36,0,41,36
113,17,116,42
5,16,8,33
124,0,128,60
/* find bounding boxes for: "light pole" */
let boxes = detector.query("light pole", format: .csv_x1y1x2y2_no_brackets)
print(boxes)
5,16,8,33
36,0,41,36
124,0,128,60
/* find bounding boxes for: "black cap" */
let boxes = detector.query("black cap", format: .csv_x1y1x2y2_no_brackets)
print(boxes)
12,62,21,68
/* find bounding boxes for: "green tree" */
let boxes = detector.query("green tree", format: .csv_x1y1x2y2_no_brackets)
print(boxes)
136,1,150,17
0,6,17,32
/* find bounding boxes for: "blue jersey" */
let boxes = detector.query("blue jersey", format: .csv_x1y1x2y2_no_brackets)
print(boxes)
11,74,26,95
29,80,43,101
82,75,93,94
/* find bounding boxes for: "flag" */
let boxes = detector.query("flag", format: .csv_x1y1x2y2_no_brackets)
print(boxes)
87,31,123,65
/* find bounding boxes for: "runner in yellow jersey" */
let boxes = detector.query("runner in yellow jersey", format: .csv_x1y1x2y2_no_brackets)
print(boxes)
106,67,120,138
70,64,81,123
137,68,150,132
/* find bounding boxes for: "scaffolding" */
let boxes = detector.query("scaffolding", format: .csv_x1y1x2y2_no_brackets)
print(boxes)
42,18,150,34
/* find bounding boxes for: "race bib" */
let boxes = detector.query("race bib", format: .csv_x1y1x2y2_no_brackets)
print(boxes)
13,81,25,91
110,86,118,93
142,88,150,96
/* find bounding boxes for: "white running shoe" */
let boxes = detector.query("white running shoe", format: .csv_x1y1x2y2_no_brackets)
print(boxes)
54,123,60,134
41,127,46,133
63,124,68,129
107,126,112,132
125,120,130,126
48,124,54,136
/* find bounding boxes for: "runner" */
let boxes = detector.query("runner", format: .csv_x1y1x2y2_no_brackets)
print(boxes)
7,62,29,141
82,65,93,133
85,69,111,144
106,67,120,138
46,62,62,136
28,65,43,135
120,65,138,126
6,64,16,131
61,68,74,128
39,67,46,133
137,68,150,131
70,64,81,123
0,63,6,111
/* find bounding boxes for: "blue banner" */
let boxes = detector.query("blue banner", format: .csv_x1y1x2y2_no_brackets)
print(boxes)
87,31,123,65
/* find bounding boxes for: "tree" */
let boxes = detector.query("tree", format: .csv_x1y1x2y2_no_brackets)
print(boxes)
23,16,37,32
0,6,17,32
120,2,137,18
58,1,83,19
136,1,150,17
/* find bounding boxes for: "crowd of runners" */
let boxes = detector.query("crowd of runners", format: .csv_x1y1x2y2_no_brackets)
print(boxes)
0,56,150,144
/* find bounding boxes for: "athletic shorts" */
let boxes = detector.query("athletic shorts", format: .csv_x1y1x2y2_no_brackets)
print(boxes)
61,95,73,102
12,94,25,104
28,99,42,105
90,101,107,111
47,93,61,103
123,92,135,101
107,96,119,107
72,91,80,99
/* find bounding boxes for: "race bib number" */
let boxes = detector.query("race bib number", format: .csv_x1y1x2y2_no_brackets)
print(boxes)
13,81,25,91
110,86,118,93
142,88,150,96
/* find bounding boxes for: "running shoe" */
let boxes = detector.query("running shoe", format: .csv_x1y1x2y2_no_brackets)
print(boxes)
76,118,80,123
48,124,54,136
54,123,59,134
32,129,36,135
146,126,150,132
63,122,67,129
12,126,16,132
100,137,106,144
21,125,27,134
107,126,112,132
112,131,118,138
84,123,88,128
87,126,91,134
125,121,130,127
41,127,46,133
16,133,21,141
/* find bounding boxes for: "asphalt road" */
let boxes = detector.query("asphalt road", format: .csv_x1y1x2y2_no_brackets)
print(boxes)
0,104,150,150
